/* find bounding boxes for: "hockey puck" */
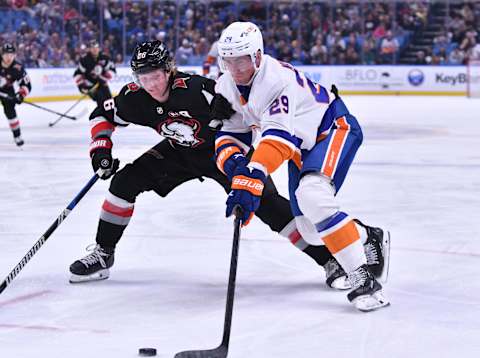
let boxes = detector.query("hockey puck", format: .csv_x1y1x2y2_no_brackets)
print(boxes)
138,348,157,356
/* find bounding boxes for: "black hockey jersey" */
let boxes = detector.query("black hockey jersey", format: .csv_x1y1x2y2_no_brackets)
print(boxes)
89,71,217,151
74,52,116,89
0,60,31,94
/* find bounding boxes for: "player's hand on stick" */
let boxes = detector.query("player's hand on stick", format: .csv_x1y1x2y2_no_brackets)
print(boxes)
90,137,119,179
13,87,28,104
226,165,266,226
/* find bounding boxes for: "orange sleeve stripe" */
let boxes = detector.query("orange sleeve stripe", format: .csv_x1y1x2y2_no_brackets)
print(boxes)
216,145,242,174
251,139,295,174
231,175,264,196
215,138,236,152
322,220,359,254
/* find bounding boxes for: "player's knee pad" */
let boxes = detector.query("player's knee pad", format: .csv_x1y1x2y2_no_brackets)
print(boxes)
109,164,144,203
295,173,339,225
294,215,325,246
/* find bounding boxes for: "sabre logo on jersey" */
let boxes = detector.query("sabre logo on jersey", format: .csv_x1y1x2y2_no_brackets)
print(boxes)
172,77,189,89
158,117,205,148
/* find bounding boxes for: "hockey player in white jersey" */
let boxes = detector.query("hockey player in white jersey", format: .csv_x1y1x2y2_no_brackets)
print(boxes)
214,22,389,312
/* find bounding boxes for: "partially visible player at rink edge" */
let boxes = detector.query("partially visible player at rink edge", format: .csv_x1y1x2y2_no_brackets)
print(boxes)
69,40,387,299
73,40,116,108
0,43,31,146
215,22,391,312
203,40,219,77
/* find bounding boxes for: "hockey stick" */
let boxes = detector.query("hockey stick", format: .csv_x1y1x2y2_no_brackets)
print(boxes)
48,84,99,127
0,170,103,295
48,95,86,127
0,92,78,120
174,207,242,358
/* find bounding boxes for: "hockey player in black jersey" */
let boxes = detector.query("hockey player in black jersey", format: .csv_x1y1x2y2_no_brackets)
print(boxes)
73,40,116,108
0,43,31,146
69,41,388,288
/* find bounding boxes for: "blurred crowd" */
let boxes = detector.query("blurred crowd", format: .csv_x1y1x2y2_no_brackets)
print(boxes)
428,3,480,65
0,0,478,68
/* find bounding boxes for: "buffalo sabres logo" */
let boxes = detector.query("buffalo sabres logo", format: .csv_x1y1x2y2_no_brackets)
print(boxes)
157,107,164,114
158,117,204,148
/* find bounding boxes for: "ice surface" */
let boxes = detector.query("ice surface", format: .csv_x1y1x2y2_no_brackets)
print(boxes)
0,96,479,358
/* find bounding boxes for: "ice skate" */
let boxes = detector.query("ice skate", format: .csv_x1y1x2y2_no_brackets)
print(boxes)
14,135,24,147
356,219,391,283
347,265,389,312
324,258,351,290
69,244,114,283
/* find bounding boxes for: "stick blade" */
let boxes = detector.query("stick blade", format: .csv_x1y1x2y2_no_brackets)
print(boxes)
174,345,227,358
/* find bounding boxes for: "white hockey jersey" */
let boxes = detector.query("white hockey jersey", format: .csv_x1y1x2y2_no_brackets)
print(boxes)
215,54,333,174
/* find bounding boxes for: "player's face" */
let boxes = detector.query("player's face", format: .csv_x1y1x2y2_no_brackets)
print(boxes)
1,53,15,66
90,47,100,57
222,55,255,85
137,69,170,99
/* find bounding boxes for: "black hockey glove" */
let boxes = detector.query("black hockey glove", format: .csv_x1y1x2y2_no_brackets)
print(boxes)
78,84,91,94
14,92,24,104
209,94,235,130
90,137,119,179
13,87,28,104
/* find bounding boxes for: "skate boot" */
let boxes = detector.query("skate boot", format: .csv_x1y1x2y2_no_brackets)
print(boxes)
356,219,391,283
14,135,24,147
347,264,389,312
69,244,114,283
323,258,351,290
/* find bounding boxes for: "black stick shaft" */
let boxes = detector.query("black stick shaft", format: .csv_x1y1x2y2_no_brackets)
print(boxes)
0,173,100,295
24,101,77,120
173,208,242,358
0,92,77,120
48,96,86,126
220,208,242,348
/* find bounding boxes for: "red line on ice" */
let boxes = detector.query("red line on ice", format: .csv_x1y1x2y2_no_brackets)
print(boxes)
0,289,52,308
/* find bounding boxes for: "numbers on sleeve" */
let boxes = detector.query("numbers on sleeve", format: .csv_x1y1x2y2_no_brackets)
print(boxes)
103,98,115,111
279,61,328,103
269,95,289,115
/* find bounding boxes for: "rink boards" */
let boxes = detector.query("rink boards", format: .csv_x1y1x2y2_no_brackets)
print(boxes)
26,65,472,102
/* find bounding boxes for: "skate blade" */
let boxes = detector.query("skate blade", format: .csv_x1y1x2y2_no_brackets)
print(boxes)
352,290,390,312
69,269,110,284
329,276,352,290
378,231,391,284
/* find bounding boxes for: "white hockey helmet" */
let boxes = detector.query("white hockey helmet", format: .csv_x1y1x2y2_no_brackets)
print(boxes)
217,22,264,73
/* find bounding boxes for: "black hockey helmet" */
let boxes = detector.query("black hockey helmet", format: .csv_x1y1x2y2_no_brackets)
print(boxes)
130,40,173,75
2,43,16,54
88,39,100,48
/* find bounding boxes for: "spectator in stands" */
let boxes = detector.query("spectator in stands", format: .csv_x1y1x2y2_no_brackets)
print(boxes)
175,39,194,65
470,42,480,61
380,31,399,64
448,47,465,65
345,44,360,64
310,34,328,64
415,50,428,65
460,30,477,53
362,36,377,65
